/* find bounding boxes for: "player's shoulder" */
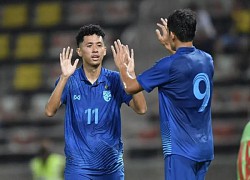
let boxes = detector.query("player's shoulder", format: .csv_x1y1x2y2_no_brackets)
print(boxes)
196,48,213,59
69,66,84,80
155,55,175,69
73,66,82,75
102,68,120,79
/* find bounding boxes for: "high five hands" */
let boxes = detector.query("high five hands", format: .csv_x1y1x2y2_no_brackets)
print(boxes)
111,18,175,76
111,40,136,78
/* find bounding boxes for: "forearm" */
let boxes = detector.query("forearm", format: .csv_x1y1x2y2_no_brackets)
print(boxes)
45,75,68,117
119,65,142,94
131,92,147,114
119,65,146,114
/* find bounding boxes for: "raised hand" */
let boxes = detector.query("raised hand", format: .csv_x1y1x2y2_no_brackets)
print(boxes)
124,45,136,78
111,39,126,69
111,40,136,79
60,46,79,78
156,18,175,54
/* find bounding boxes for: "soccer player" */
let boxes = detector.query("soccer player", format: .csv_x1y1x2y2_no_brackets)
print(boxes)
111,9,214,180
237,121,250,180
45,24,147,180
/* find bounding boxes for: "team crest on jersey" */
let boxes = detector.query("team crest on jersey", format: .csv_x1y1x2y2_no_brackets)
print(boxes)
103,90,111,102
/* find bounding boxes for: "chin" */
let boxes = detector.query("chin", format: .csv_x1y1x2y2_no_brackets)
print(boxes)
92,62,102,67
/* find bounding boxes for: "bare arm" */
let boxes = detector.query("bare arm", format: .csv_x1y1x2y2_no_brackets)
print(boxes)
129,92,147,114
45,47,79,117
156,18,176,54
111,42,147,114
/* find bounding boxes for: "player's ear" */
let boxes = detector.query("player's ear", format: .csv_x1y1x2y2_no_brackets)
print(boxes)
170,32,175,41
103,46,107,56
76,48,82,57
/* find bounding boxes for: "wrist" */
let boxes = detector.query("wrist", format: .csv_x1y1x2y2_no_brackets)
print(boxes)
60,74,70,81
128,71,136,79
118,64,127,72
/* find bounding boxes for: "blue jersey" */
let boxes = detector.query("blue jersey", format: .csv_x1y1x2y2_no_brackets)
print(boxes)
56,66,132,175
137,47,214,162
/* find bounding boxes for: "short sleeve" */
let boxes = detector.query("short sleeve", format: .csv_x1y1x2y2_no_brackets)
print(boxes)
137,57,172,93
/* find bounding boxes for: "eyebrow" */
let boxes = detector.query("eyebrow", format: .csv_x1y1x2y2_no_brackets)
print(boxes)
85,41,103,45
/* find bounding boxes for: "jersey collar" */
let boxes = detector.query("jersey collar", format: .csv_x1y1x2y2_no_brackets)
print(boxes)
176,46,195,54
79,65,106,85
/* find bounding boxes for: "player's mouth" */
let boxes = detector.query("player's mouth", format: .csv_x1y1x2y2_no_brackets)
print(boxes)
91,55,100,60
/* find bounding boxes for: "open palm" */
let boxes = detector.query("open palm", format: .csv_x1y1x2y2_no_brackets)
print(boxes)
60,47,79,78
156,18,175,54
124,45,136,78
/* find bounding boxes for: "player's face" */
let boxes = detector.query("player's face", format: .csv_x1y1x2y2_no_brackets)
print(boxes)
77,34,106,67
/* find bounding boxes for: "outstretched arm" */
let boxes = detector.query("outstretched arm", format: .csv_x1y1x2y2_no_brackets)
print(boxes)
45,47,79,117
111,41,147,114
156,18,176,54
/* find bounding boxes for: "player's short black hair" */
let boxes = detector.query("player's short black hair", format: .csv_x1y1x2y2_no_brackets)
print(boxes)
75,24,105,47
167,9,196,42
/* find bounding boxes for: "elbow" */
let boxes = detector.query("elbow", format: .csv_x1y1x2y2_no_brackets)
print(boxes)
124,88,133,95
44,110,55,117
44,106,56,117
125,86,139,95
137,106,147,115
124,81,142,95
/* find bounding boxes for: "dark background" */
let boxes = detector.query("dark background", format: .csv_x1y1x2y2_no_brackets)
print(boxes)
0,0,249,179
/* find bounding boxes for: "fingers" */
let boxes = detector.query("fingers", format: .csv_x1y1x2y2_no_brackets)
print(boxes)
61,47,73,60
157,23,165,29
161,18,167,26
113,41,119,54
69,48,73,60
156,17,169,44
111,39,133,57
124,45,129,56
155,29,162,40
128,48,134,68
65,46,70,59
62,47,65,60
131,48,134,60
117,39,123,48
112,39,126,56
60,52,62,62
124,45,129,64
111,45,116,56
113,39,123,53
73,59,79,68
156,18,168,33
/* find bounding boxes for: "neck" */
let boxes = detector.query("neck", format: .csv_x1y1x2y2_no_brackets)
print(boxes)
83,64,102,84
175,41,193,50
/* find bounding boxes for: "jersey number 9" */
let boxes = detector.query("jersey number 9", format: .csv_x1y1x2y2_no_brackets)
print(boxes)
193,73,210,112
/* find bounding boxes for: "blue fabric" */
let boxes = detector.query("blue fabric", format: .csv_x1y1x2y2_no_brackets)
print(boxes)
65,167,124,180
164,155,211,180
55,66,132,176
137,47,214,161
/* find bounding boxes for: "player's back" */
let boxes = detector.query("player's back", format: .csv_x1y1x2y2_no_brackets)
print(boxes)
159,47,214,161
165,47,214,111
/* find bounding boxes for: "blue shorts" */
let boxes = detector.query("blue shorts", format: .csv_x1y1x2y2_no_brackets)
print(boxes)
64,168,124,180
164,155,211,180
